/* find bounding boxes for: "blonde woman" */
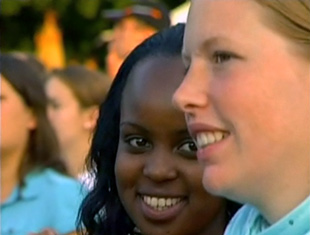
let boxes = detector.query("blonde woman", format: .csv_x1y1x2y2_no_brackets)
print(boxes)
173,0,310,234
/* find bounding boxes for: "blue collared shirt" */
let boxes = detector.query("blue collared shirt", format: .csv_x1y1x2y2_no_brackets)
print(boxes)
225,195,310,235
1,168,87,235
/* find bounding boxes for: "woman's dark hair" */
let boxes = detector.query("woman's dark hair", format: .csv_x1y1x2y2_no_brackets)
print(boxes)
78,23,241,234
48,65,111,109
1,53,68,185
11,52,48,81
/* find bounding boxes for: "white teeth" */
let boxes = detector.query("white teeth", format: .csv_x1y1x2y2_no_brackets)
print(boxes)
196,131,227,149
142,196,182,211
214,131,224,141
158,198,165,207
166,198,171,206
207,132,215,144
196,133,208,148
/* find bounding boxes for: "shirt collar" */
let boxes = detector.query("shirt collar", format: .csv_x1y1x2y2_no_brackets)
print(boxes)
263,194,310,235
2,170,43,206
248,195,310,235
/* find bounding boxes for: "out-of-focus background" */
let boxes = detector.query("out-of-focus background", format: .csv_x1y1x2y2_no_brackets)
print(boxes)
0,0,190,72
0,2,191,233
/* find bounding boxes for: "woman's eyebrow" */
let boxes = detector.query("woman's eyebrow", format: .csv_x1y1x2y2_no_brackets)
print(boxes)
200,36,234,52
183,36,233,60
119,121,150,134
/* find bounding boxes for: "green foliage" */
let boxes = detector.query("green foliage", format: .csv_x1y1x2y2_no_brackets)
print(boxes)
0,0,186,68
31,0,52,11
0,0,22,16
52,0,71,14
76,0,101,19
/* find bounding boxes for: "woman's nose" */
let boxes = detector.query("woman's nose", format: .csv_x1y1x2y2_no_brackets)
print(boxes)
172,64,209,115
143,148,178,182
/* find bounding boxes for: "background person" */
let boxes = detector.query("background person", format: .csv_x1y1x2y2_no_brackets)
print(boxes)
173,1,310,234
1,53,85,235
103,0,171,79
78,24,241,235
45,65,111,186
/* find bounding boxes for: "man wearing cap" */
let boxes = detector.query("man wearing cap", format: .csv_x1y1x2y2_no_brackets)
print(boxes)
103,0,171,79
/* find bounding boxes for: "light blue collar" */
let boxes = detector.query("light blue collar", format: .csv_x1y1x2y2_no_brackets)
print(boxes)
1,169,45,206
225,195,310,235
258,195,310,235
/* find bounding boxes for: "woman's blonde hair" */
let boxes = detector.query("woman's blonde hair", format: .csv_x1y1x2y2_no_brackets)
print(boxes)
255,0,310,60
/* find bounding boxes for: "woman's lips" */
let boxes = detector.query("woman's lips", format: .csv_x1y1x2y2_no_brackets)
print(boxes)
188,123,229,145
139,195,187,221
195,131,229,149
196,133,230,163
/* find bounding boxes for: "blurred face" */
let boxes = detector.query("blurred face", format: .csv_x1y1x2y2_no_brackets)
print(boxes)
45,77,89,150
173,0,310,204
106,42,124,79
1,77,36,159
115,57,226,235
113,16,156,58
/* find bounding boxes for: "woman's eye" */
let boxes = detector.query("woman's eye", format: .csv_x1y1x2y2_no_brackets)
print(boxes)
179,140,197,152
48,100,60,109
127,137,151,149
177,139,197,159
51,103,60,109
213,51,234,64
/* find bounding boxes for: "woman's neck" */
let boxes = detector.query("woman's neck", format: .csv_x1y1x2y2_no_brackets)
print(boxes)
1,150,23,203
251,156,310,224
61,136,90,178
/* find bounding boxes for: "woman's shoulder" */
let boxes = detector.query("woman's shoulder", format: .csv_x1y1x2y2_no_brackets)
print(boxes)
26,168,87,195
224,204,262,235
1,169,86,235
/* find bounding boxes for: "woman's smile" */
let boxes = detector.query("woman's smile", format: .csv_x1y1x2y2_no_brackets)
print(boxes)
139,194,187,221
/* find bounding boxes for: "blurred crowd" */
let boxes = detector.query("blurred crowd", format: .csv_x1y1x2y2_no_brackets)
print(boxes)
1,0,189,234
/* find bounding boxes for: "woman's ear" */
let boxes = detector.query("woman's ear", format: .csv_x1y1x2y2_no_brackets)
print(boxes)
83,106,99,131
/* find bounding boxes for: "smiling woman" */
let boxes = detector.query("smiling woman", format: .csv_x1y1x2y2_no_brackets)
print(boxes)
78,24,241,235
173,0,310,234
